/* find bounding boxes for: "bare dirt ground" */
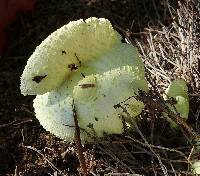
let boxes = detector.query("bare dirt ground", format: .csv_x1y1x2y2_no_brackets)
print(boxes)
0,0,199,175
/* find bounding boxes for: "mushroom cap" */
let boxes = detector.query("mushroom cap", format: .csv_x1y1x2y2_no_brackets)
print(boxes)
164,79,189,127
165,79,188,99
20,17,121,95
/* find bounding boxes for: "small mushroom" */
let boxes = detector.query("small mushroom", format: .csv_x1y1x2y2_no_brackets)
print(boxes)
164,79,189,128
73,66,147,137
21,17,148,142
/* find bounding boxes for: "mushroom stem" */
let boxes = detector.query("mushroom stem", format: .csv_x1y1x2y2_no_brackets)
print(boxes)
72,100,88,175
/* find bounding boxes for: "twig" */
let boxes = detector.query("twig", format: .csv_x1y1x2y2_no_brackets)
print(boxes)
0,119,32,128
14,166,19,176
0,120,17,128
21,105,35,116
72,99,88,175
13,119,32,126
187,146,195,164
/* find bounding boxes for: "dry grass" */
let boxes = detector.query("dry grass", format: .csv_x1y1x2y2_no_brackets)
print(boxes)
137,1,200,91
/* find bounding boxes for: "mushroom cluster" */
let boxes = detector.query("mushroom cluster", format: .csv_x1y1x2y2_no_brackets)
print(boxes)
20,17,148,141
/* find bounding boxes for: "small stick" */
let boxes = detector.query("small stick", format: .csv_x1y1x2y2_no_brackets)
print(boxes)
72,99,87,175
13,119,32,126
0,120,17,128
0,119,32,128
187,146,194,164
14,166,19,176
